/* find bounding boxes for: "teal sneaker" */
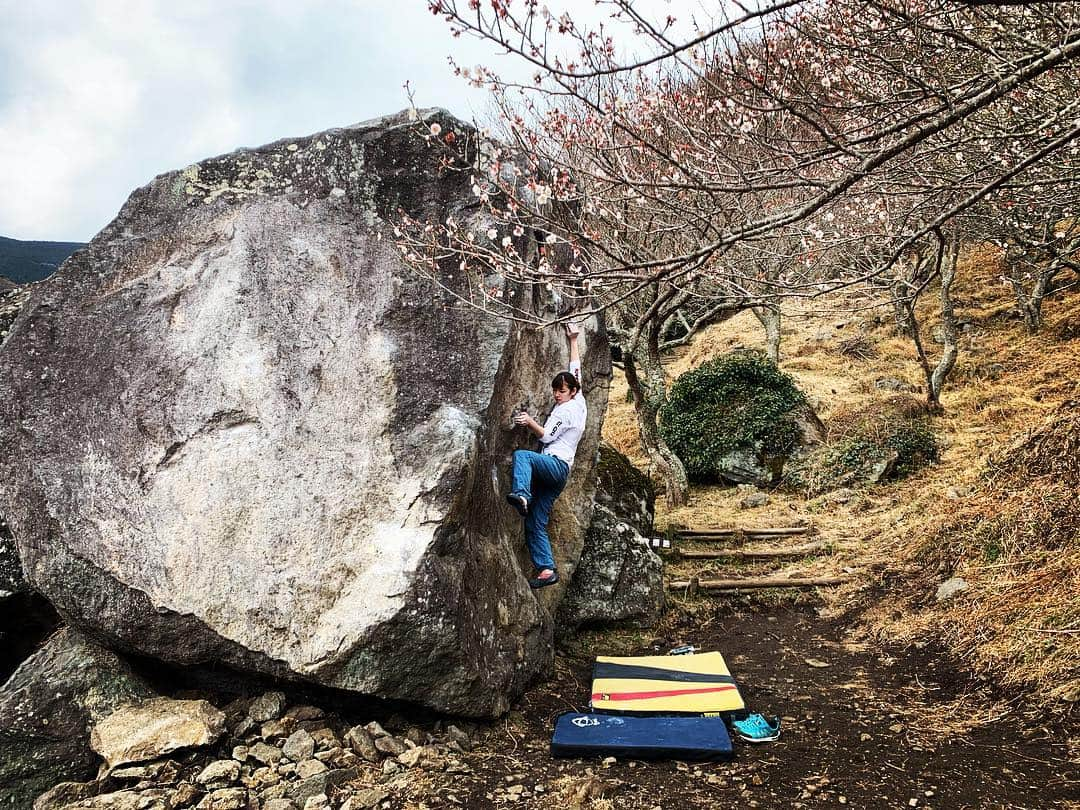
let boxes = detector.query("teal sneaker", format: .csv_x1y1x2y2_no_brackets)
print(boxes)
732,714,781,743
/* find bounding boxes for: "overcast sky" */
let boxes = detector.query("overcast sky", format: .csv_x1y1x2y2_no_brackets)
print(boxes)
1,0,698,242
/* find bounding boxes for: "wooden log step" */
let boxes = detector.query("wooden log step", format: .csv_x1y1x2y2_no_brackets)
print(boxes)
676,526,810,538
668,575,850,592
676,541,830,560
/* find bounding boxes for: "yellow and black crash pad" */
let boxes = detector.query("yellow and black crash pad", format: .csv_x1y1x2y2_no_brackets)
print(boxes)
590,652,746,715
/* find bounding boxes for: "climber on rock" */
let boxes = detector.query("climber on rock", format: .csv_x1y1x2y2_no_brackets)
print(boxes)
506,322,587,589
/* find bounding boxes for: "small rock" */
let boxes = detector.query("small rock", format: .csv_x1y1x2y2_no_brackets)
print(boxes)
829,488,855,504
295,759,328,779
889,723,906,733
364,721,389,738
263,800,299,810
31,780,102,810
196,760,241,788
232,716,257,738
352,788,390,809
935,577,968,602
874,376,917,393
231,745,250,762
374,735,408,756
345,725,380,762
382,759,402,775
739,491,769,509
110,760,181,784
309,728,341,751
250,766,281,788
261,719,293,740
302,795,330,810
91,698,227,769
248,691,287,722
173,783,202,807
285,768,358,806
282,729,316,762
48,789,146,809
398,744,445,769
283,705,324,722
860,733,872,742
250,741,284,765
197,787,250,810
946,485,975,500
312,746,342,764
804,658,830,668
444,724,471,749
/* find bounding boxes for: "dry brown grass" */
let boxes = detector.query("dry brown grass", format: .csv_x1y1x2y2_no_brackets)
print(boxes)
600,246,1080,709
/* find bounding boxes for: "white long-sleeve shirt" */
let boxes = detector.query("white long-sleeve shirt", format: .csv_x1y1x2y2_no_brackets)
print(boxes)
539,359,587,468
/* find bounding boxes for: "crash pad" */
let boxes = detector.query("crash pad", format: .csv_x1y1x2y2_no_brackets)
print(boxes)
551,712,733,760
590,652,746,715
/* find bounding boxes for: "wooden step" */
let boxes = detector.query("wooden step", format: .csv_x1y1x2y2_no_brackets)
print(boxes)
676,526,810,539
668,575,850,594
676,540,830,561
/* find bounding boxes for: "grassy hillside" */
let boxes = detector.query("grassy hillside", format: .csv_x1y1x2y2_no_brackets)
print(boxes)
603,247,1080,710
0,235,84,284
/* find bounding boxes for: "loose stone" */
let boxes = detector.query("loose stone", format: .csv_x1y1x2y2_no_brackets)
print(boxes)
248,692,287,723
282,729,316,762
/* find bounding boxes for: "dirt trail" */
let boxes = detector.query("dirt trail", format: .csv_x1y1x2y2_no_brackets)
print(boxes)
436,605,1078,810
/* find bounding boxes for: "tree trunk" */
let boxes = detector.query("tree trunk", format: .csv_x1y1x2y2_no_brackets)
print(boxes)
928,232,960,408
622,348,689,507
752,305,782,363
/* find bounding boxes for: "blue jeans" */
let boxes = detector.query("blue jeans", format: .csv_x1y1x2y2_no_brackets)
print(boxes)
510,449,569,571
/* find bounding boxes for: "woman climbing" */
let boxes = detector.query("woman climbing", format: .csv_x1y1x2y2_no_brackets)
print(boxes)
506,322,587,589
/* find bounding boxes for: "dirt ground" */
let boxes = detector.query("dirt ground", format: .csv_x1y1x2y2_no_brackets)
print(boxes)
400,603,1078,810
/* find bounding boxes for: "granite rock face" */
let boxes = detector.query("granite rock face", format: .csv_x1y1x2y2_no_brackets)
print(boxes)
0,628,156,807
0,110,609,717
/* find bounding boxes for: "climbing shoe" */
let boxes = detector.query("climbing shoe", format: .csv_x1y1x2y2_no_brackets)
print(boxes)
529,569,560,589
505,493,528,517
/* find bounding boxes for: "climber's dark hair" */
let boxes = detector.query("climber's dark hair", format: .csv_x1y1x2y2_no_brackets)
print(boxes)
551,371,580,393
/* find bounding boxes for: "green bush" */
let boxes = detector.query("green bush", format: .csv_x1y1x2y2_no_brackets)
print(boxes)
659,353,807,483
819,416,940,484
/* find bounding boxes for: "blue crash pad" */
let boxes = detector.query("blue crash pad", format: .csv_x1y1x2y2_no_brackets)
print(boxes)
550,712,733,761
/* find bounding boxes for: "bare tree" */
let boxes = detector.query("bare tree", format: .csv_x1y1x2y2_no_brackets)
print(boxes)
396,0,1080,460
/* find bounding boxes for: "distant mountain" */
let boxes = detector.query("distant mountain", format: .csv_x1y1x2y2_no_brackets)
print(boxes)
0,235,85,284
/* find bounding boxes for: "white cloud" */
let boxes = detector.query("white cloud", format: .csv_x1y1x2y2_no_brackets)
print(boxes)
0,0,704,241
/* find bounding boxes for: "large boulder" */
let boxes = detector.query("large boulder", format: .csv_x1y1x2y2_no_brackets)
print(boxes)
592,442,655,536
0,110,610,717
0,628,157,807
557,505,664,631
558,445,663,630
